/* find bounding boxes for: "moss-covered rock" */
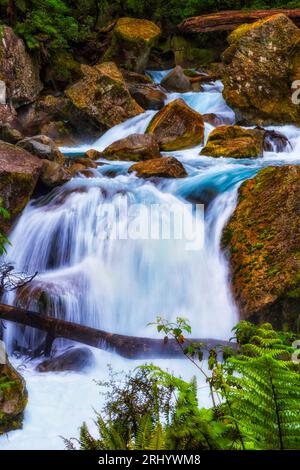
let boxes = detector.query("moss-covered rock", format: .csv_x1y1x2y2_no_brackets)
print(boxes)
65,62,143,133
0,357,27,434
222,165,300,332
170,35,214,68
101,134,161,162
0,26,42,107
201,125,264,158
0,142,43,234
128,156,187,179
146,98,204,151
222,14,300,125
104,18,161,72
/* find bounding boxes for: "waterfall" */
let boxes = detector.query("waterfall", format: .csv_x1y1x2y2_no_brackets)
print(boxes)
2,71,300,449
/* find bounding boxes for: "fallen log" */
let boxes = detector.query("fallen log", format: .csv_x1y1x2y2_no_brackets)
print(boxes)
0,303,237,359
178,9,300,34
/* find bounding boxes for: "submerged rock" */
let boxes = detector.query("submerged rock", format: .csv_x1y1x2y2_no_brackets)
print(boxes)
222,165,300,331
36,348,95,372
223,14,300,125
65,62,143,133
0,26,42,107
201,125,264,158
104,17,161,72
0,142,43,234
128,156,187,178
17,135,65,165
101,134,161,162
161,66,192,93
0,357,28,434
146,98,204,151
262,129,291,153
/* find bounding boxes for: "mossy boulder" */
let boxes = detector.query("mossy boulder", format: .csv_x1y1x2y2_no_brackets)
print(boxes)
65,62,143,133
146,98,204,151
128,156,187,179
222,14,300,125
101,134,161,162
0,26,42,107
222,165,300,332
0,357,28,434
170,35,214,68
201,125,264,158
104,18,161,72
0,142,43,234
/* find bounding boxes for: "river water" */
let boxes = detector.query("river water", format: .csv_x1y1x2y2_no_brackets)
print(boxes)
1,71,300,449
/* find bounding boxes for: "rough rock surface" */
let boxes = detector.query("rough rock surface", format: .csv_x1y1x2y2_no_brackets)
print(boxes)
65,62,143,133
0,142,43,234
222,165,300,331
201,125,264,158
40,160,71,188
101,134,161,162
0,357,27,434
36,348,95,372
0,26,42,107
222,14,300,125
128,156,187,178
146,98,204,151
17,135,65,165
128,83,166,110
161,66,192,93
104,17,161,72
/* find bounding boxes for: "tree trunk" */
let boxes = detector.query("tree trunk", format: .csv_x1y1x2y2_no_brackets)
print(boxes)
0,303,237,359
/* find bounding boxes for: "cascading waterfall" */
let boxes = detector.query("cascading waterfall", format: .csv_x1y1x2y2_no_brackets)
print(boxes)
2,71,300,450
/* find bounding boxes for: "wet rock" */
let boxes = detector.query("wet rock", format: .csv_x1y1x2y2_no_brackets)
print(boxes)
128,83,166,110
101,134,161,162
222,14,300,125
67,163,87,176
67,157,97,169
203,113,233,127
262,129,291,152
0,26,42,107
65,62,143,133
40,160,71,188
0,123,24,144
0,357,27,434
128,156,187,178
104,17,161,72
17,135,65,165
0,142,43,234
121,69,153,85
36,347,95,372
146,98,204,151
161,66,192,93
85,149,103,161
201,125,264,158
222,165,300,331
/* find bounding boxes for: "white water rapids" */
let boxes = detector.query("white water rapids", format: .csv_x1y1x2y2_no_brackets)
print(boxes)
1,72,300,449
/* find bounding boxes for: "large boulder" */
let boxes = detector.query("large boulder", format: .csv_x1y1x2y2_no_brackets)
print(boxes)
65,62,143,133
36,347,95,372
161,66,192,93
146,98,204,151
39,160,71,188
128,83,166,110
128,156,187,179
0,357,27,434
101,134,161,162
0,142,43,234
222,165,300,331
201,125,264,158
0,26,42,107
222,14,300,125
104,17,161,72
17,135,65,165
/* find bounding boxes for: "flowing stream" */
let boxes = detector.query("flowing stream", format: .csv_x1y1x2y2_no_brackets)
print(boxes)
1,72,300,449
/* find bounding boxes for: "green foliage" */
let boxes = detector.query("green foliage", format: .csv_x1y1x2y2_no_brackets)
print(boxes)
0,198,10,255
69,320,300,450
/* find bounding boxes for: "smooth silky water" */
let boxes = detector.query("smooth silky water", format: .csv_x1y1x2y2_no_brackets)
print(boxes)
1,73,300,449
